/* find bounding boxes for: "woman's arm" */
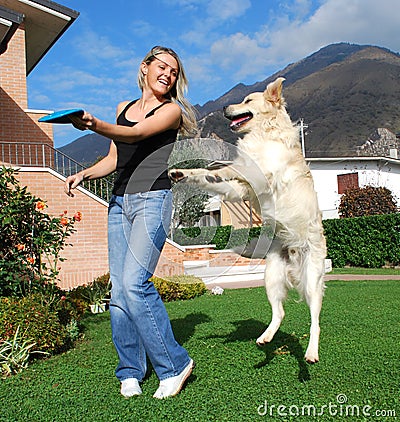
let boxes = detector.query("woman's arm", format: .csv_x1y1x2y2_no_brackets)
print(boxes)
64,141,117,197
72,102,182,144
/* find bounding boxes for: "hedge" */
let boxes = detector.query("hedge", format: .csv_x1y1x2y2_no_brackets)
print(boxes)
173,225,274,250
173,213,400,268
323,213,400,268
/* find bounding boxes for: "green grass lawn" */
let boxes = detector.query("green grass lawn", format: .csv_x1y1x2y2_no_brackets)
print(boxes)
330,267,400,276
1,280,399,421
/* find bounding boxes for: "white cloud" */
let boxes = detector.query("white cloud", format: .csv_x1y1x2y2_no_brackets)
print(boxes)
260,0,400,65
206,0,251,21
210,33,272,80
207,0,400,88
73,30,126,63
129,19,155,38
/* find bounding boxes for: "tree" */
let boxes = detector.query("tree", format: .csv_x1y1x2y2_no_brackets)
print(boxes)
168,137,226,230
339,185,398,218
171,183,209,228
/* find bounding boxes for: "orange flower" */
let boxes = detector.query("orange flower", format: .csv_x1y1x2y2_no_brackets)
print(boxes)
27,257,35,264
60,217,69,227
73,211,82,222
16,243,25,251
36,201,46,211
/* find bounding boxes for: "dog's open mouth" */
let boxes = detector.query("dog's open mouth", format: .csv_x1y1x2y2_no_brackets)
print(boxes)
227,112,253,131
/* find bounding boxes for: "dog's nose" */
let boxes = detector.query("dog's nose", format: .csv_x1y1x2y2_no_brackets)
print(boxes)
223,106,227,111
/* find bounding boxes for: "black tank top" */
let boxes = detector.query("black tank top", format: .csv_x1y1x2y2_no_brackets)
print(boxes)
112,100,178,195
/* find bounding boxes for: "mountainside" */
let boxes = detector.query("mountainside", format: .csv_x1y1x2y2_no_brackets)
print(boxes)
59,133,111,164
60,43,400,163
197,43,400,157
283,45,400,156
195,43,367,118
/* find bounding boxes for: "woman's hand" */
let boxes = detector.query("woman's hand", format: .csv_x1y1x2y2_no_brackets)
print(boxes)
64,173,85,197
70,112,97,131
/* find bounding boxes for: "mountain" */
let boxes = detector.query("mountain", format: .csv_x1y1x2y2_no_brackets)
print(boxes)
59,133,111,165
197,43,400,156
59,43,400,163
195,43,366,118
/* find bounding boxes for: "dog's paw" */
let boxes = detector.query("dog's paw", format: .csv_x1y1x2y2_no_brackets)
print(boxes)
169,169,187,182
304,345,319,363
205,174,224,183
256,331,274,345
304,351,319,364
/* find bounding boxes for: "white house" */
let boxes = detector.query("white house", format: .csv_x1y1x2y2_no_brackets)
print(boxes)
308,156,400,219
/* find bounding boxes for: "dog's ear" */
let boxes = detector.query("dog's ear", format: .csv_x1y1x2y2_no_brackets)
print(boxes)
264,77,285,105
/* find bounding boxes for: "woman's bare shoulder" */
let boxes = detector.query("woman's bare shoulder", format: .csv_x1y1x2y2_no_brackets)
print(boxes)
117,100,131,114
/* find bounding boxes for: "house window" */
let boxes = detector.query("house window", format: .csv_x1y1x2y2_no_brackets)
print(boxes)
337,173,359,194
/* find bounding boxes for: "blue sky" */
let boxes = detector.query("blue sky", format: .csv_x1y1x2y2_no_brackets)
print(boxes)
27,0,400,147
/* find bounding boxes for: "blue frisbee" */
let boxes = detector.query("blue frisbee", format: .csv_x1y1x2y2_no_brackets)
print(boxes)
38,108,84,124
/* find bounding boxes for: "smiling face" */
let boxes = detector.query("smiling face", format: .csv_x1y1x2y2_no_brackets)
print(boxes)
224,77,286,133
224,91,266,133
142,53,179,98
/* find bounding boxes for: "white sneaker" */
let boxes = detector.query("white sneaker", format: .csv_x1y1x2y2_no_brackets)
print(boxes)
153,359,195,399
120,378,142,398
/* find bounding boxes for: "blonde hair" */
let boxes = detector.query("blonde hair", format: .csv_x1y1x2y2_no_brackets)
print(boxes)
137,46,198,137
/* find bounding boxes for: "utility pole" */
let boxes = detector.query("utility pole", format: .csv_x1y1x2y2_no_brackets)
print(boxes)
299,118,308,157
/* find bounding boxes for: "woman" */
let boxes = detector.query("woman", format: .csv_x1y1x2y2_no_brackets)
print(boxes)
64,46,197,399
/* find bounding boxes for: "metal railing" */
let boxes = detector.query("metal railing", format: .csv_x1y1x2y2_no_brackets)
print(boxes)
0,142,113,202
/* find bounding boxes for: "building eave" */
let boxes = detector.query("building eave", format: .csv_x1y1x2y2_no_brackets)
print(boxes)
306,156,400,166
0,4,23,54
0,0,79,74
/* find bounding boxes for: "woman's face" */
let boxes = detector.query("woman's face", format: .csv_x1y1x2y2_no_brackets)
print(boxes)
143,53,179,96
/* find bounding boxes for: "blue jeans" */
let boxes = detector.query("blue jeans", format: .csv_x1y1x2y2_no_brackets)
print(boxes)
108,191,190,382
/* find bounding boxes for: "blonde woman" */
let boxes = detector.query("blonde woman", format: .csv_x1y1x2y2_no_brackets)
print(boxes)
65,46,197,399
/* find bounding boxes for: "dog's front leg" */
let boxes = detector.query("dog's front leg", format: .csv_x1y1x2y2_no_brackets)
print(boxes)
169,167,250,201
169,166,239,184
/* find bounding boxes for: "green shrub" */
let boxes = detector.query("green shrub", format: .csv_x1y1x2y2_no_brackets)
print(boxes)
0,326,48,378
67,274,111,312
173,226,223,246
339,185,397,218
0,166,81,297
67,284,91,311
175,213,400,269
152,275,207,302
68,273,205,304
0,295,71,354
173,225,274,250
213,225,234,249
323,213,400,268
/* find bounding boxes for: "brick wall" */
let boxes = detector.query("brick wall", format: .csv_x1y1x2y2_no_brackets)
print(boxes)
0,24,53,149
1,24,27,109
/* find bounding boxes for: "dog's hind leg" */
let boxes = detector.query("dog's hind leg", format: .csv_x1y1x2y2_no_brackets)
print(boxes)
256,246,288,345
302,251,325,363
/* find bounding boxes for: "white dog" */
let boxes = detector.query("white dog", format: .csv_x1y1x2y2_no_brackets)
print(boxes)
169,77,326,363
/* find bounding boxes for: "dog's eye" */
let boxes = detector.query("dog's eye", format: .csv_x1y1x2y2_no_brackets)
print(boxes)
244,98,252,104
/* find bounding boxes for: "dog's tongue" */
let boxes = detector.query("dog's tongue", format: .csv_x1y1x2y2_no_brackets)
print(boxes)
230,116,249,127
